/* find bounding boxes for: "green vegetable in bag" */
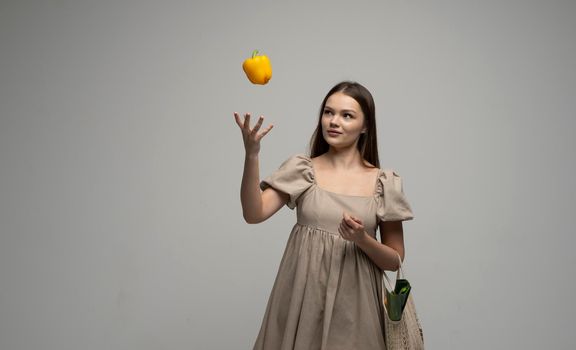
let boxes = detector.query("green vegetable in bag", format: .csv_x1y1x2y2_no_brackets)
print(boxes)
385,278,411,321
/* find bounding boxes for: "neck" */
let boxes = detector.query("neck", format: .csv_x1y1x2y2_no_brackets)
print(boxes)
324,147,365,171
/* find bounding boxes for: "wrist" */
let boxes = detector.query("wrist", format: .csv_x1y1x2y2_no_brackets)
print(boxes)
245,152,259,160
356,231,372,246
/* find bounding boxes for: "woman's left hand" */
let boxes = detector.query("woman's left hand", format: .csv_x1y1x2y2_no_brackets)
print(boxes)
339,212,367,243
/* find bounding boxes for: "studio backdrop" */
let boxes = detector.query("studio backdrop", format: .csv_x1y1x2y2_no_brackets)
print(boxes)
1,0,575,349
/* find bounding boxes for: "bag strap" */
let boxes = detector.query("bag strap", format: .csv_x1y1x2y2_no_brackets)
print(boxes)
382,252,405,292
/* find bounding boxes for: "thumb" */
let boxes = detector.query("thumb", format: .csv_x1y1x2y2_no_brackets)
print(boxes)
351,215,363,224
342,212,353,224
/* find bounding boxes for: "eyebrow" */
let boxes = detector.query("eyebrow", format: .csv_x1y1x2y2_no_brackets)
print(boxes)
324,106,357,114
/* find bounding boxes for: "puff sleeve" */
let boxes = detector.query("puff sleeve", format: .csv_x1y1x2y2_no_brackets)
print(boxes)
375,170,415,222
259,154,314,210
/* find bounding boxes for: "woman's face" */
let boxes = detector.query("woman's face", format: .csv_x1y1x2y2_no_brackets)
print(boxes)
321,92,366,149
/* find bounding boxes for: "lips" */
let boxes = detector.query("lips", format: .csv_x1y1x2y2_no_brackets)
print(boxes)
327,129,341,134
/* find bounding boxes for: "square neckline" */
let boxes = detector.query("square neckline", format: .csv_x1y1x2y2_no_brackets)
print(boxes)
305,155,382,198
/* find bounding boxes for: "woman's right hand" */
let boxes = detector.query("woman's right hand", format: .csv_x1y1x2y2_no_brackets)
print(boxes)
234,112,274,156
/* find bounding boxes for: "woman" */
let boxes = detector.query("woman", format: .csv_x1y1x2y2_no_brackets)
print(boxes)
234,81,414,350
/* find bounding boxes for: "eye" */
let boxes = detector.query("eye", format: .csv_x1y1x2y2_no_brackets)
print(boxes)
343,113,353,119
323,109,333,116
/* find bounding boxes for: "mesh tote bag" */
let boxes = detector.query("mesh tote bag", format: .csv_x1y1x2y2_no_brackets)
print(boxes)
382,253,424,350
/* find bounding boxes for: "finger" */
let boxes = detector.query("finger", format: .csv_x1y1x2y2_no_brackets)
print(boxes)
343,212,358,226
234,112,244,129
348,220,362,231
345,213,362,225
259,124,274,138
350,218,363,229
350,215,363,224
342,217,355,229
340,222,352,235
251,116,264,134
341,221,352,233
243,113,251,128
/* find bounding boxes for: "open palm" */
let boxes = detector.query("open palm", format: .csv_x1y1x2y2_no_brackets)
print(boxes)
234,112,274,155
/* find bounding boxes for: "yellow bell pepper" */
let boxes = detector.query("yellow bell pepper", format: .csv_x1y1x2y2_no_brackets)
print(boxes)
242,50,272,85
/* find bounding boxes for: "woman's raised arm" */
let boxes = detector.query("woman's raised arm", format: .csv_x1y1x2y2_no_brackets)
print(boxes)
234,112,287,223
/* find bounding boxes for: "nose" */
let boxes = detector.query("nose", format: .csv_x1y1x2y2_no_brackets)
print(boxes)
329,115,341,127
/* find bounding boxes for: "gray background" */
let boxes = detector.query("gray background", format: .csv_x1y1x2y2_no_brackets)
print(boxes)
1,0,575,349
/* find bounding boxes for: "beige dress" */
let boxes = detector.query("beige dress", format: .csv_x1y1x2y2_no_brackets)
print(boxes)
253,154,414,350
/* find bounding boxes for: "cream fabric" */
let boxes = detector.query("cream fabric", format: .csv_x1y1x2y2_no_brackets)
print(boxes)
253,154,414,350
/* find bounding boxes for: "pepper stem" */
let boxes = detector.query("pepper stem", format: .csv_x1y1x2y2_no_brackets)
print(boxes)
252,49,259,58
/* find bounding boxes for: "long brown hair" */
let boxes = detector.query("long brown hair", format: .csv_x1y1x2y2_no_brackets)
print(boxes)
308,81,380,168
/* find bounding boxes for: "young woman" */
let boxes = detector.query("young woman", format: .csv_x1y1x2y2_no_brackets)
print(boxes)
234,81,414,350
